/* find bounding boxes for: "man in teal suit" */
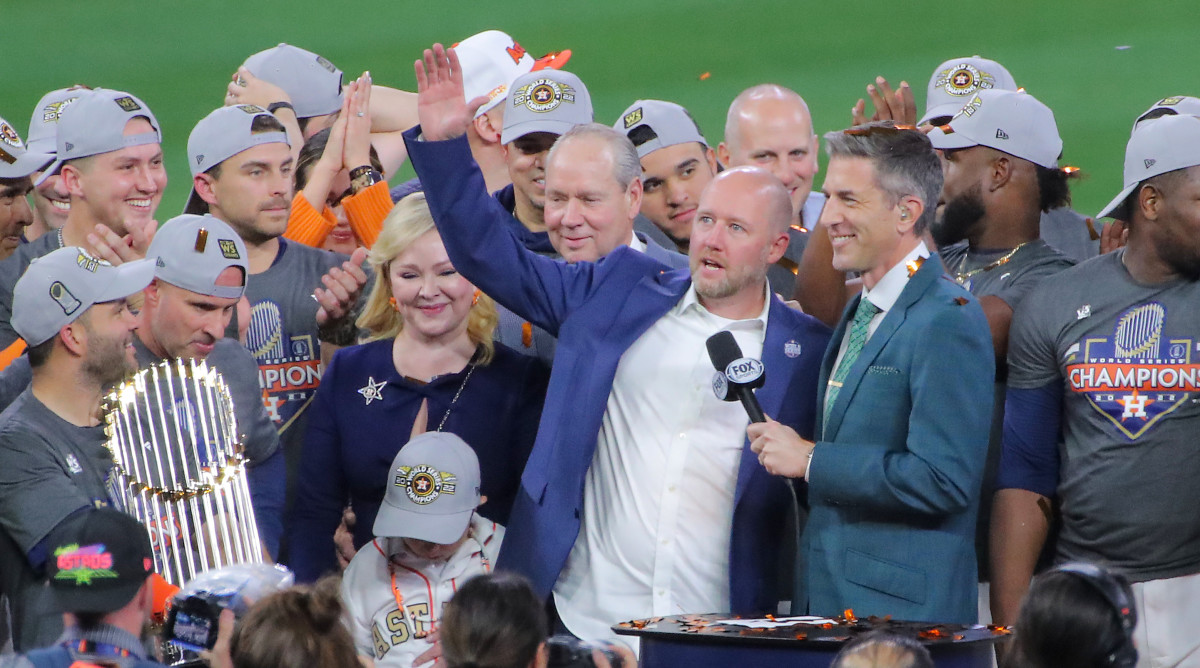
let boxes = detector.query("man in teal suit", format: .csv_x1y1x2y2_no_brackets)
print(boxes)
750,122,993,623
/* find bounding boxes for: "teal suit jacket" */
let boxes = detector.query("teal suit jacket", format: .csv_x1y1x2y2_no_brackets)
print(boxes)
801,255,993,624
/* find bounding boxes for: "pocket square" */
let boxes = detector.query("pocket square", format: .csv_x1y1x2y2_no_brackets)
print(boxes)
866,365,901,375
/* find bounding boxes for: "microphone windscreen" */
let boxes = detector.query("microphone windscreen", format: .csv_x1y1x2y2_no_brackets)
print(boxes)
706,330,742,372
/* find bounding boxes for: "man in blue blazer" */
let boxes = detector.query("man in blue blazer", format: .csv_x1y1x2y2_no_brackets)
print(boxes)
750,122,993,624
405,44,831,643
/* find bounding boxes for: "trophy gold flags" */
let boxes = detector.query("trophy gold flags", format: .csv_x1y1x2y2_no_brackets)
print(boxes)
104,358,263,586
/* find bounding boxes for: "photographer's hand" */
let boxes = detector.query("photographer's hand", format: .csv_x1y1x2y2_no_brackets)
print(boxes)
199,608,236,668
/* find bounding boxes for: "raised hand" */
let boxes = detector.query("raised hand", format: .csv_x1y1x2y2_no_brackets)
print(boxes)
344,72,374,169
852,76,917,127
414,43,489,141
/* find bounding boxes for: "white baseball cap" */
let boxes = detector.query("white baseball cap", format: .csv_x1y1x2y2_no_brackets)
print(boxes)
13,247,155,346
27,88,87,155
927,89,1062,169
1132,95,1200,132
0,117,53,180
34,89,161,187
1097,114,1200,220
500,70,593,145
454,30,572,119
373,432,481,544
616,100,708,159
242,43,344,119
920,56,1017,125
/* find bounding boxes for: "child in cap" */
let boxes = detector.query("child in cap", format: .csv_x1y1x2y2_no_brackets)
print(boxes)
340,432,502,668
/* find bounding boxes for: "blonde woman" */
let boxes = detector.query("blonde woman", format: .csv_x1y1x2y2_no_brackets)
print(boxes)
289,193,549,582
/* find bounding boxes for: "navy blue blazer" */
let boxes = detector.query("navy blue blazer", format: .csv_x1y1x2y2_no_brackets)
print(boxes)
405,129,831,615
803,255,993,624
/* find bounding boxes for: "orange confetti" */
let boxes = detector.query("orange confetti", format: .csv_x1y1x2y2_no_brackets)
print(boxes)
843,608,857,622
699,72,711,80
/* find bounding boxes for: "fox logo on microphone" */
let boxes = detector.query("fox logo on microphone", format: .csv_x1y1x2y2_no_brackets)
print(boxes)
725,358,764,385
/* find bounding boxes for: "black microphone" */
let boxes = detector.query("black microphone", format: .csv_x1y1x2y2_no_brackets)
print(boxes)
706,330,766,423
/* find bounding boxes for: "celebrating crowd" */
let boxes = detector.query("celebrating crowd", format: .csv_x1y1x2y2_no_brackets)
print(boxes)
0,28,1196,668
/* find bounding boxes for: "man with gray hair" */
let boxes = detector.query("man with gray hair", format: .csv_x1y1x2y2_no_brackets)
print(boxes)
749,122,993,623
719,84,821,296
404,43,831,645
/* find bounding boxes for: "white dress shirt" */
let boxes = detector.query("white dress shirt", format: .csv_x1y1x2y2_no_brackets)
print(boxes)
553,284,771,645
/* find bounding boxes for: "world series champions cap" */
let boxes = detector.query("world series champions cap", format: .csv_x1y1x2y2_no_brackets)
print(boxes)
34,89,162,187
46,508,154,614
455,30,573,119
184,105,290,214
927,89,1062,169
500,70,593,145
1097,114,1200,220
616,99,708,159
920,56,1017,126
1132,95,1200,132
374,432,481,544
27,87,87,155
242,43,344,119
0,117,53,180
12,246,156,347
147,214,249,300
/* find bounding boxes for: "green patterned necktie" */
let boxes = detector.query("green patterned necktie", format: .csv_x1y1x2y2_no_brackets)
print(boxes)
824,297,881,426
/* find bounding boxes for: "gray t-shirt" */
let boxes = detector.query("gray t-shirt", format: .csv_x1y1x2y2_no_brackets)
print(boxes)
1040,206,1099,264
0,234,61,351
0,389,113,650
1008,250,1200,581
939,238,1074,580
240,240,343,528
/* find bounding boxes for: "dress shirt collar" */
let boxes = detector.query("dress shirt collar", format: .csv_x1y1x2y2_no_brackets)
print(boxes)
628,230,647,253
862,241,930,314
675,280,771,330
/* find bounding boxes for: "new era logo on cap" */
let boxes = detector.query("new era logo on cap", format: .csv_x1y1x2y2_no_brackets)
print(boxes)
1145,158,1157,169
996,129,1009,140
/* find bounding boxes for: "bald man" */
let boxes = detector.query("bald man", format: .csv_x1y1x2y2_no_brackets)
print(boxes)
404,41,832,646
719,84,822,297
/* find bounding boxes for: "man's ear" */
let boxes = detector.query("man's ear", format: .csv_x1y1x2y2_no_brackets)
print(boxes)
897,194,924,234
60,164,86,199
60,321,87,357
989,155,1014,192
626,177,643,220
473,108,503,145
716,141,731,168
194,174,220,207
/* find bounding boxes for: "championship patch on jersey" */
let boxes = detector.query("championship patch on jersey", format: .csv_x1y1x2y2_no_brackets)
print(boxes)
43,97,80,123
1065,302,1198,439
0,122,22,149
394,465,458,505
512,78,575,113
114,96,142,112
936,63,996,97
623,107,643,129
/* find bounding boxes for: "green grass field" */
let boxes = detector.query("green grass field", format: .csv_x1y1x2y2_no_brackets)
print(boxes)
9,0,1200,218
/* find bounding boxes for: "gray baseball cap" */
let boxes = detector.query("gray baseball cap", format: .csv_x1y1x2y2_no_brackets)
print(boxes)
1133,95,1200,132
1097,114,1200,220
615,99,707,159
0,117,53,180
927,89,1062,169
373,432,481,543
184,105,290,214
12,247,155,347
242,43,344,119
920,56,1017,125
500,70,592,145
34,89,162,187
27,88,87,156
147,214,249,299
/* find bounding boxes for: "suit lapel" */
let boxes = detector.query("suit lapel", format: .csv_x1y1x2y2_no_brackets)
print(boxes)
822,258,942,440
734,296,797,507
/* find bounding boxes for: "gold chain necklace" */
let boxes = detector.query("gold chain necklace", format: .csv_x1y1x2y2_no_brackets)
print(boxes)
954,241,1032,284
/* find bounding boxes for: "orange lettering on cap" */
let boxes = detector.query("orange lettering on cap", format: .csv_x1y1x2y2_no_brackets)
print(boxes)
506,43,527,64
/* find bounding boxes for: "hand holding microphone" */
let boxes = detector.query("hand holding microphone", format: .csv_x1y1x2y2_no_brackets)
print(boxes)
706,331,815,479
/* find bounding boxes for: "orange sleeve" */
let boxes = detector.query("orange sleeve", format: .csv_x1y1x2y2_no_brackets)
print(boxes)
0,339,26,371
285,192,338,248
342,181,393,249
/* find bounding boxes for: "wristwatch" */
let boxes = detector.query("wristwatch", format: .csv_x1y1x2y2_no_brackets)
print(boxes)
349,165,383,194
267,101,295,115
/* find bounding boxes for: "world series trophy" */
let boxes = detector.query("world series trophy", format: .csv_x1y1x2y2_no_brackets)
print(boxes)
104,358,263,587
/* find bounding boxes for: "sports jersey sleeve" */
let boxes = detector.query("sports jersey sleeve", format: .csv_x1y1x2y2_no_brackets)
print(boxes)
342,181,392,249
1004,281,1062,390
340,553,377,658
284,192,337,248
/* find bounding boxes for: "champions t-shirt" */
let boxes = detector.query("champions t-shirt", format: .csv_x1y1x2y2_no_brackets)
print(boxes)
1008,250,1200,582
